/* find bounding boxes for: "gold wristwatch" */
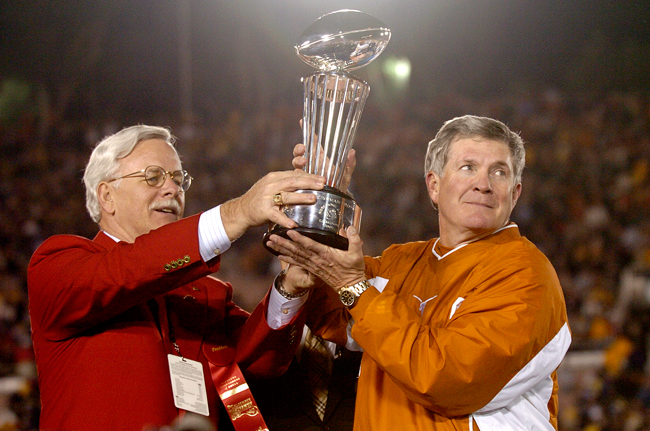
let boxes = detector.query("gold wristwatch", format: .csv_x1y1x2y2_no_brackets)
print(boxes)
339,279,371,308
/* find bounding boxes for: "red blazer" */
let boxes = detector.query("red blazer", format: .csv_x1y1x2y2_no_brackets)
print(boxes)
28,213,304,431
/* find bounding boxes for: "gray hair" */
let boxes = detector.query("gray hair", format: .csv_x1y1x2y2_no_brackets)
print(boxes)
83,125,177,223
424,115,525,185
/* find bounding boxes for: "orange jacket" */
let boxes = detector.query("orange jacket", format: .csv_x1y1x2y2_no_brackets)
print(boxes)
314,224,571,431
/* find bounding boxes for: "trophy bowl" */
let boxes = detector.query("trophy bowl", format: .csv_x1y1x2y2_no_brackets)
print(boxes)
263,10,390,255
296,9,392,72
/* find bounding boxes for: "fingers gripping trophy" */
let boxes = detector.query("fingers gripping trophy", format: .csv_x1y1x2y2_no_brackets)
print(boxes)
264,9,391,254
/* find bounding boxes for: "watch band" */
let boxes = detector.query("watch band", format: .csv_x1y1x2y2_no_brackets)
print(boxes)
339,279,370,308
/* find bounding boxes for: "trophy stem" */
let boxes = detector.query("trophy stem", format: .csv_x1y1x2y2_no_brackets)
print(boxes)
303,72,370,189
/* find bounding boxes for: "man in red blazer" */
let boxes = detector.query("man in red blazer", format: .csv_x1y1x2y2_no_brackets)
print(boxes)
27,125,327,431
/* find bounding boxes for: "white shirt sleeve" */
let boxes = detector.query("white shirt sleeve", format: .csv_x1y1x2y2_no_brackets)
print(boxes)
267,286,309,329
198,206,307,329
198,205,231,262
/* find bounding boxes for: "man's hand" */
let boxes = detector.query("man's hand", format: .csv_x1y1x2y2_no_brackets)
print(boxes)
292,144,357,194
265,225,366,292
220,170,325,242
280,263,324,295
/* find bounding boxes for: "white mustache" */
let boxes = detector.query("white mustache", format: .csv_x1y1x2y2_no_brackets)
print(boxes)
149,199,182,215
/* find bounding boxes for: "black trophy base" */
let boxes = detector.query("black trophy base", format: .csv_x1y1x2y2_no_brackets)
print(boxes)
262,225,349,256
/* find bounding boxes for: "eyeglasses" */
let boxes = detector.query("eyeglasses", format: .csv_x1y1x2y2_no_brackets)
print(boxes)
108,165,193,192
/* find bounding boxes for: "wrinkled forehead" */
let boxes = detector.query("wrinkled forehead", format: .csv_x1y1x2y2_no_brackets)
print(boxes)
447,136,514,165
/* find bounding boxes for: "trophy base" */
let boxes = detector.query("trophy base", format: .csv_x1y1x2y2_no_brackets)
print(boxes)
262,226,349,256
262,186,361,256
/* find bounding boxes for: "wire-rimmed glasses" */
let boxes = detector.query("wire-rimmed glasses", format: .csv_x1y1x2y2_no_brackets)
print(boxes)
107,165,192,192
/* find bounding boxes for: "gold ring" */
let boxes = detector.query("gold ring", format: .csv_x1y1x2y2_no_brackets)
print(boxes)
273,193,283,206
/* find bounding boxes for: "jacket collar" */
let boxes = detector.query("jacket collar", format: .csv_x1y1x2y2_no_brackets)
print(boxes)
93,230,120,249
432,223,520,260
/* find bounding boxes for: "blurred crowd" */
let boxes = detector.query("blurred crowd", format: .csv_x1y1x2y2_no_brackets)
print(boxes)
1,86,650,430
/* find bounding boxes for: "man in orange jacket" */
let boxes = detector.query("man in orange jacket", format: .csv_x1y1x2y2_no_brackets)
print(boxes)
266,115,571,431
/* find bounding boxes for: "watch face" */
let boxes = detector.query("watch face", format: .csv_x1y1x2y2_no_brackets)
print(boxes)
339,289,356,307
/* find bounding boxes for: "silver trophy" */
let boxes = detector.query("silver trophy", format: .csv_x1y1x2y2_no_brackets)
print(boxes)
264,9,391,253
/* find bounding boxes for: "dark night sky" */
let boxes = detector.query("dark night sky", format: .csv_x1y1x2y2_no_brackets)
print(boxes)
1,0,649,123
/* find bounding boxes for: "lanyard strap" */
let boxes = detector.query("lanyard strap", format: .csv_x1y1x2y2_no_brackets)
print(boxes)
209,360,269,431
161,295,268,430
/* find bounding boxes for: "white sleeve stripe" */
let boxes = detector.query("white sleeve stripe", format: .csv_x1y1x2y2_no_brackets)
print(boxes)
368,276,388,293
478,321,572,413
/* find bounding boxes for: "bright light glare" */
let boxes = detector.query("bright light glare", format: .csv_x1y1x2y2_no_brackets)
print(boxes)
394,60,411,79
382,56,411,88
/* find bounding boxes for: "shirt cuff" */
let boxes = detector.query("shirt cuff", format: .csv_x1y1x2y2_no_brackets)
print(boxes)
198,205,232,262
267,286,309,329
